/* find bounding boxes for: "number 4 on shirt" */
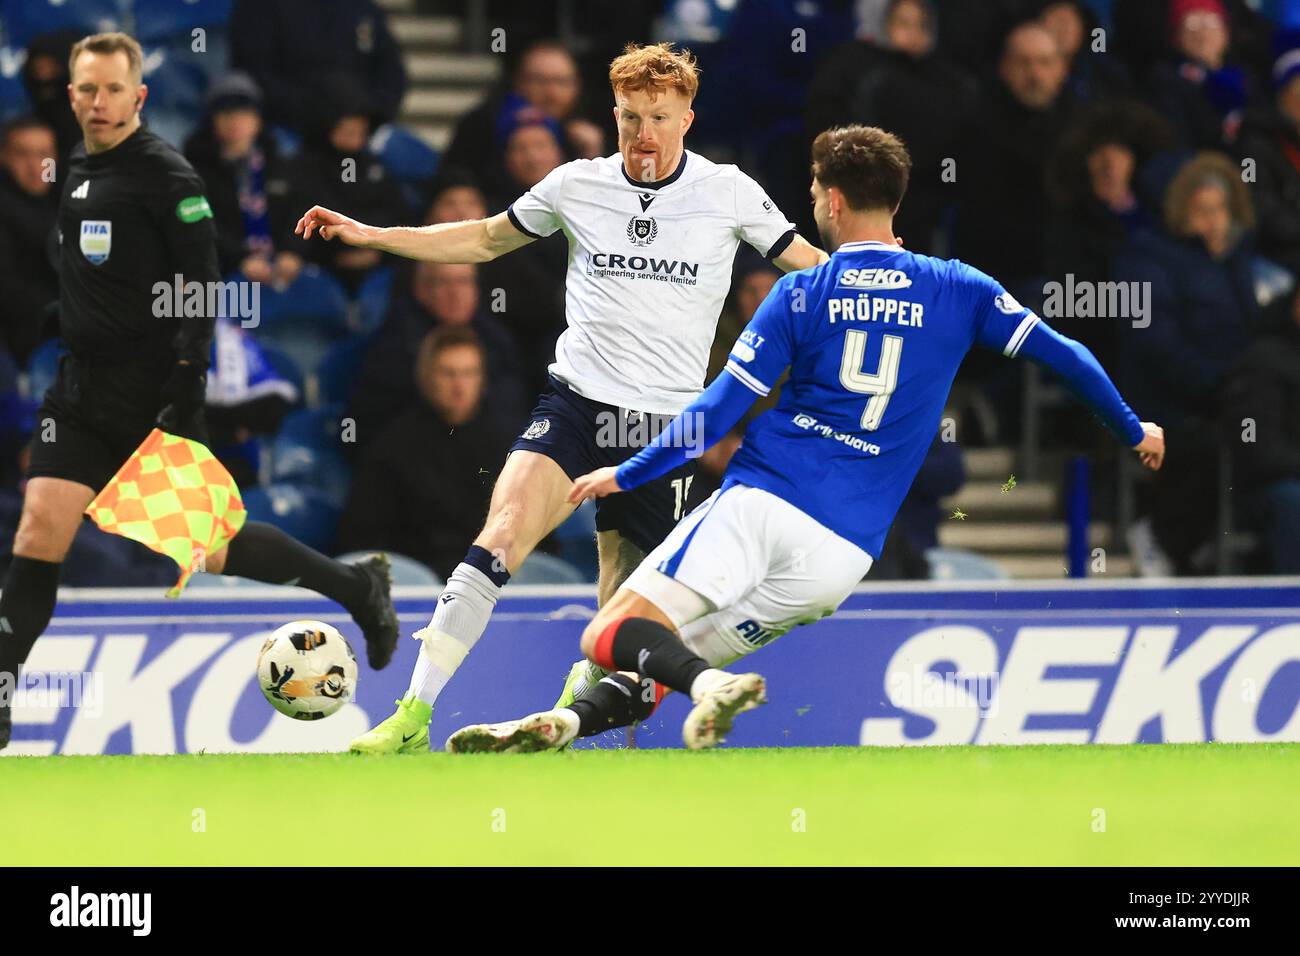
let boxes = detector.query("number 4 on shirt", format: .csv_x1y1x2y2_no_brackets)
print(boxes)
839,330,903,430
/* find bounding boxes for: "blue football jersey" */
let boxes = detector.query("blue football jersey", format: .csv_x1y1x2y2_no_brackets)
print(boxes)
723,239,1044,558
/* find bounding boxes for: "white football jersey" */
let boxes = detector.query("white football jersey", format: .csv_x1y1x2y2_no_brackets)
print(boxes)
508,150,797,414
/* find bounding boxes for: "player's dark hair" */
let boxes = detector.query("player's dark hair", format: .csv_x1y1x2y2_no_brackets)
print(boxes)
513,38,574,78
420,325,485,365
0,114,54,149
810,126,912,213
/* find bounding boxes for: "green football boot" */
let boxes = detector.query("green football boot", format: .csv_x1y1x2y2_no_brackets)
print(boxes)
349,693,431,754
553,658,606,709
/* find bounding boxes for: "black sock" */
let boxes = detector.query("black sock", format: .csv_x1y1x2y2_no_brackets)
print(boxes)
601,617,711,697
0,557,62,706
568,673,658,737
222,522,367,609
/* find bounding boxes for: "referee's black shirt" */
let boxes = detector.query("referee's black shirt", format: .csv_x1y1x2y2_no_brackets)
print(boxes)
59,126,219,370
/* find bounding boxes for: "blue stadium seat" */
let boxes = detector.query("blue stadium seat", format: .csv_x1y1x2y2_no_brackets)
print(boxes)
257,327,343,388
275,405,344,446
23,338,64,402
269,125,301,159
140,41,211,148
212,434,262,487
0,46,30,122
925,548,1010,582
658,0,737,42
131,0,233,43
242,483,340,553
335,550,442,587
249,267,352,377
256,265,350,331
354,268,395,335
3,0,122,48
255,343,306,402
511,552,588,585
369,124,440,183
268,425,351,508
314,335,371,409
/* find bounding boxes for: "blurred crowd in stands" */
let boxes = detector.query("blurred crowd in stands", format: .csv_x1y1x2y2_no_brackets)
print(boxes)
2,0,1300,584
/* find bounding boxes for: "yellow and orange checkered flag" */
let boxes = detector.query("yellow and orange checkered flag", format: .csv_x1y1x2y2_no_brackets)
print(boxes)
85,428,247,597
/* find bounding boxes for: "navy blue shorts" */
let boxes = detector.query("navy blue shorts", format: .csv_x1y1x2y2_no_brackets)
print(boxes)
510,376,697,555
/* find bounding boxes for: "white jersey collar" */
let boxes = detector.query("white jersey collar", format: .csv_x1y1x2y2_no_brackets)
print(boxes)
834,240,902,253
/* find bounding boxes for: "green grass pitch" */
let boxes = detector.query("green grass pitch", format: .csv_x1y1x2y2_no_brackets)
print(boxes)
3,744,1297,866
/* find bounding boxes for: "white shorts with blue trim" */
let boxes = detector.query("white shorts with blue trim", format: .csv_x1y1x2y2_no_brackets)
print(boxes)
622,483,874,667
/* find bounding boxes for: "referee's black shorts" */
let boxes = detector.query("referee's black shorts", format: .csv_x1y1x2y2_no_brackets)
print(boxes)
27,353,208,493
510,375,697,556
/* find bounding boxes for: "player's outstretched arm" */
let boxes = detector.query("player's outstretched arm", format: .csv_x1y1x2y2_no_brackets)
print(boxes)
294,207,533,263
1016,320,1165,471
567,370,760,505
772,234,829,272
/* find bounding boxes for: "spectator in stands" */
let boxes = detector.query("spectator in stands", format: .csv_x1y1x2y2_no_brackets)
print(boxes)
283,79,409,292
1115,151,1259,430
1236,36,1300,278
184,73,302,283
1114,151,1261,572
0,116,59,363
806,0,977,253
424,171,488,225
1036,0,1134,105
205,317,300,488
1223,286,1300,572
336,327,513,580
0,346,34,493
954,20,1074,295
706,255,782,403
1113,0,1275,90
229,0,407,135
874,433,966,580
474,115,569,397
484,114,567,212
1045,100,1174,364
441,39,606,192
1147,0,1251,148
932,0,1031,81
20,30,81,165
349,261,528,451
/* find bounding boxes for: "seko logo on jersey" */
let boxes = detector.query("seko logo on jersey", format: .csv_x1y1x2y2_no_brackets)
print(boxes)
838,268,912,290
79,220,112,265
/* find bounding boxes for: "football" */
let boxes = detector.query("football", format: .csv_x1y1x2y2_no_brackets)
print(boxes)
256,621,358,720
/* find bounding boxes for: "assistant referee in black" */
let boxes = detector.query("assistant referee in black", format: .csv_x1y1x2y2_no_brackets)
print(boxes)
0,33,398,750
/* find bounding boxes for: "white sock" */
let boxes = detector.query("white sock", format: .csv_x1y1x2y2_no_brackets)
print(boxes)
407,561,503,706
554,707,581,745
689,668,732,704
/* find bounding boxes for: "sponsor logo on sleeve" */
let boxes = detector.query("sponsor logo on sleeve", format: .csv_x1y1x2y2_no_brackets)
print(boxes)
176,195,213,223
